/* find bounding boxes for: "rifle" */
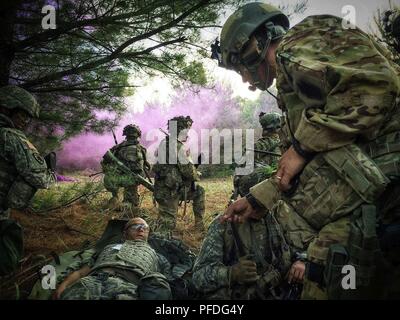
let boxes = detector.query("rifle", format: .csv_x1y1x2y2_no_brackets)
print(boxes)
245,148,281,157
228,177,239,206
111,129,118,145
106,150,154,192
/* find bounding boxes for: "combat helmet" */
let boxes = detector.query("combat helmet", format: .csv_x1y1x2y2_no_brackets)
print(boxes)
259,112,281,130
123,124,141,137
218,2,289,71
382,9,400,40
0,85,40,118
168,116,193,132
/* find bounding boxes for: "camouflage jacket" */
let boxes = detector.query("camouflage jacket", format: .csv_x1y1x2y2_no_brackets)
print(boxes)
0,114,53,215
250,15,400,265
103,139,149,174
275,15,400,152
153,137,199,190
192,214,291,296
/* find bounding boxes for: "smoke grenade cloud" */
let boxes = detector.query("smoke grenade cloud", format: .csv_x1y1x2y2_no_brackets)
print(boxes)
57,84,243,171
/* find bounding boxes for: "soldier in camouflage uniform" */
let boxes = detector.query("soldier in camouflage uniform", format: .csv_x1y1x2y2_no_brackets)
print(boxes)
193,211,304,300
234,112,281,197
153,116,205,234
101,124,150,208
55,217,171,300
218,3,400,299
0,85,54,275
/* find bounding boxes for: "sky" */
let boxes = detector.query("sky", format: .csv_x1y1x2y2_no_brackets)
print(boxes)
128,0,400,112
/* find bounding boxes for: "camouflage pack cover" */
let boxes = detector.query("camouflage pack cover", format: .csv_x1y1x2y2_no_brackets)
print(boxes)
259,112,281,130
0,85,40,118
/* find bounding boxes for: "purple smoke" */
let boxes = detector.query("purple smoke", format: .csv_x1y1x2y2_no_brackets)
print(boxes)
57,85,243,170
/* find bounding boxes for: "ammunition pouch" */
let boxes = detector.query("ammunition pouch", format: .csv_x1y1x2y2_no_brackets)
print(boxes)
323,204,382,299
323,144,389,203
323,244,349,299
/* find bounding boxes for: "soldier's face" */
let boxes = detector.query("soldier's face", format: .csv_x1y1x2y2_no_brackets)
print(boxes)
237,36,277,91
124,218,150,241
11,110,32,129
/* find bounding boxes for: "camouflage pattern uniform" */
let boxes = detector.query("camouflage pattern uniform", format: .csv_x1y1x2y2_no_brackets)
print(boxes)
0,86,54,219
61,240,170,300
153,116,205,233
101,124,150,207
0,86,54,275
234,112,281,197
220,4,400,299
192,213,292,299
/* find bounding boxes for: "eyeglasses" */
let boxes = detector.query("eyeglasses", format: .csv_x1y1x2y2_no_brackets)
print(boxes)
127,223,149,231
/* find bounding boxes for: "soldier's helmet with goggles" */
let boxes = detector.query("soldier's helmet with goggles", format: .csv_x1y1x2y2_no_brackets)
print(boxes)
168,116,193,132
0,85,40,118
259,112,281,130
215,2,289,71
123,124,141,137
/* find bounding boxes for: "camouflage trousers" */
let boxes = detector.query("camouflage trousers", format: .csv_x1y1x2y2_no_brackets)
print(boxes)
103,173,140,206
154,183,205,232
61,273,138,300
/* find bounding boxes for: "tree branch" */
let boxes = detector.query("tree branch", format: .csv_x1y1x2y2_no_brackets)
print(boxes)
22,36,185,89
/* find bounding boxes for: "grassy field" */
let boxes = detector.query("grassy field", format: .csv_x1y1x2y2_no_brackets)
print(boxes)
0,174,234,298
11,174,234,257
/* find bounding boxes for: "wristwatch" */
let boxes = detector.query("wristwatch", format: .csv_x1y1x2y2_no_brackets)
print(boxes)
291,138,316,162
245,193,263,210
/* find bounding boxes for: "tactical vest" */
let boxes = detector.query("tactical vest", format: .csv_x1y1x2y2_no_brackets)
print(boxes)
102,141,144,173
115,142,145,173
91,240,159,277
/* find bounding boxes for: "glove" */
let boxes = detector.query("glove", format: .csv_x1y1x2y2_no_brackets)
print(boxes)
230,257,258,285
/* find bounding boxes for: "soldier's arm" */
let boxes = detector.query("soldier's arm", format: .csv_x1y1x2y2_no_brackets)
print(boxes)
53,265,91,299
278,18,400,153
5,131,54,189
192,217,230,293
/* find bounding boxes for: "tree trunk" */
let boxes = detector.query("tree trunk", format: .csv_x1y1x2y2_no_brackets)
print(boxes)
0,1,18,86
